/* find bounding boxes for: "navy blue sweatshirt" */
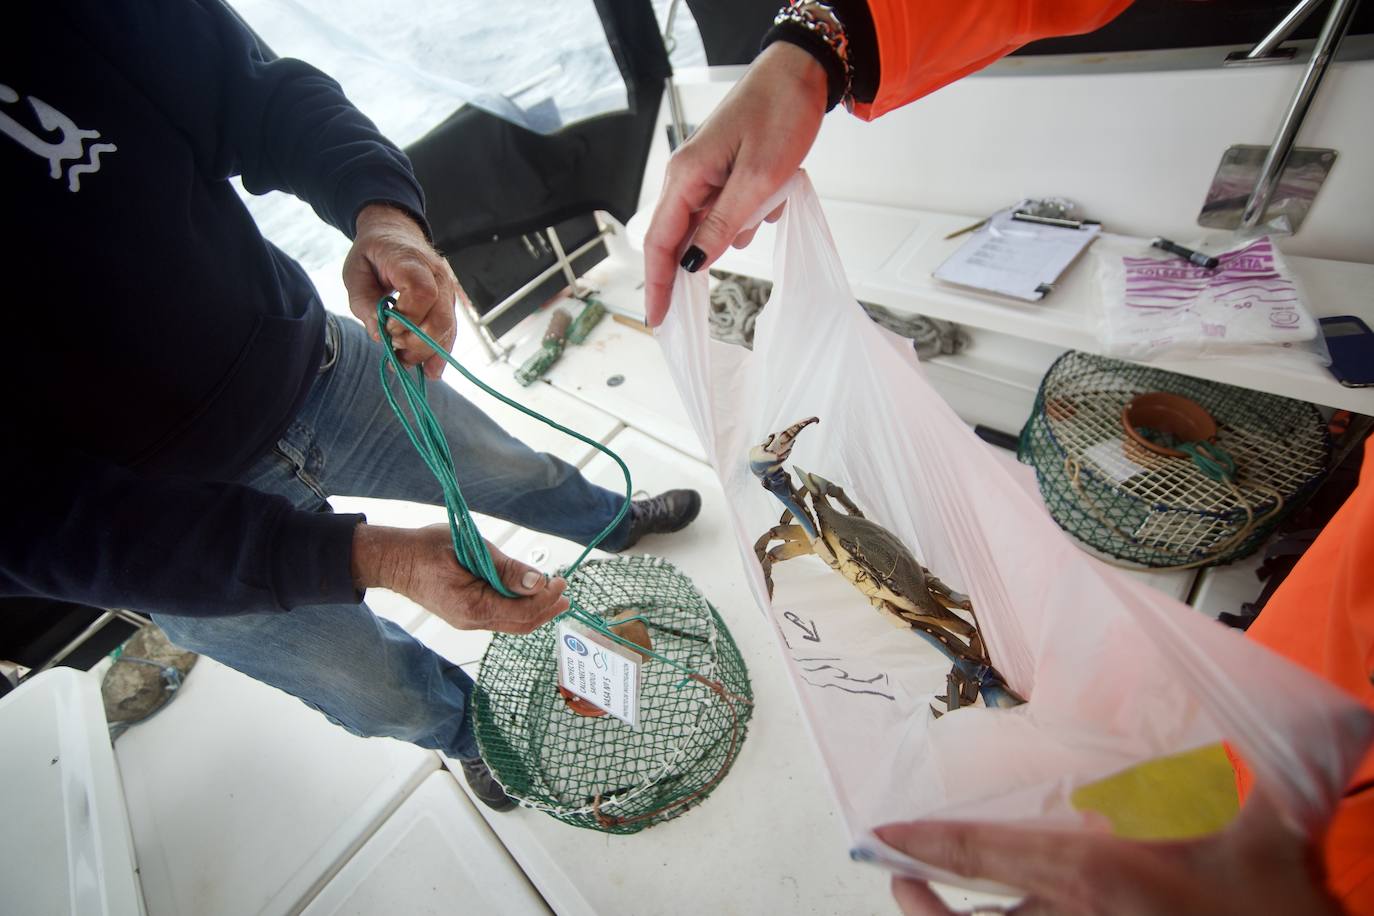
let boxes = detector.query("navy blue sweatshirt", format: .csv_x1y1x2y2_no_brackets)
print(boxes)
1,1,429,616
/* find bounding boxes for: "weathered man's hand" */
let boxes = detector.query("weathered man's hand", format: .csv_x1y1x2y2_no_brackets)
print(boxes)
351,523,569,634
344,203,464,380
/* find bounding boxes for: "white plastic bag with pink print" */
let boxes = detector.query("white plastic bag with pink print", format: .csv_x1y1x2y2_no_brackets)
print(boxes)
1093,233,1331,367
656,174,1369,891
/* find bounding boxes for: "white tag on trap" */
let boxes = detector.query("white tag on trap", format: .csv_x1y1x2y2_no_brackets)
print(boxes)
556,619,641,727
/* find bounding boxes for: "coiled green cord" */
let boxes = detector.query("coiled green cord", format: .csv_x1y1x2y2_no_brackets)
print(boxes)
375,296,696,676
1177,441,1238,483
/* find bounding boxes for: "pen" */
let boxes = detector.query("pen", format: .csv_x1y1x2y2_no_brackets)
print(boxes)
1151,237,1219,269
943,218,987,240
1010,212,1099,230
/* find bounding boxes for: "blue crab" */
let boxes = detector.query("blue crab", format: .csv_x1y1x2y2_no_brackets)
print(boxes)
750,417,1023,714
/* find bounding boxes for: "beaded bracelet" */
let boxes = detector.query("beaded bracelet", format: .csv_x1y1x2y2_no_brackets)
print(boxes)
772,1,853,108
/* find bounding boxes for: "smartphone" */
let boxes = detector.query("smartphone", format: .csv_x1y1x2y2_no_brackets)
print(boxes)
1320,315,1374,388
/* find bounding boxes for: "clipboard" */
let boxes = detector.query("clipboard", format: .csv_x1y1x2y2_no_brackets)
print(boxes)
933,208,1101,302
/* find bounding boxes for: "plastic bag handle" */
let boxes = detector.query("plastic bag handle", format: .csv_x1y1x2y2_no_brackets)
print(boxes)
741,171,807,237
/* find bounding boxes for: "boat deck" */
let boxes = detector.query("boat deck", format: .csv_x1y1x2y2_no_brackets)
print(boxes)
106,253,1256,915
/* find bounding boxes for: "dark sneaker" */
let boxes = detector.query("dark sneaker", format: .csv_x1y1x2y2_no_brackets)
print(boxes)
459,756,516,812
621,489,702,549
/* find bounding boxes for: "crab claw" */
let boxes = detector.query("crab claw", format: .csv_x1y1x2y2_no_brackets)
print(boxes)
748,416,819,480
979,675,1026,709
764,416,820,461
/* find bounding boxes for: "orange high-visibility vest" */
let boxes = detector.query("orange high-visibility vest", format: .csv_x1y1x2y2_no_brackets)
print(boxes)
1228,438,1374,912
851,1,1133,120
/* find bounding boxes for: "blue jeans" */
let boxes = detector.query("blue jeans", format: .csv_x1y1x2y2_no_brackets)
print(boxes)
156,315,631,759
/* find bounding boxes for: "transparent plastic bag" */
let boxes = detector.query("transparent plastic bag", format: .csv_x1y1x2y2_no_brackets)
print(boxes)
1093,233,1331,368
658,172,1371,889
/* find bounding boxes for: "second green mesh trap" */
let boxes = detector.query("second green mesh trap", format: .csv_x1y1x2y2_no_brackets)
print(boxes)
1018,351,1329,568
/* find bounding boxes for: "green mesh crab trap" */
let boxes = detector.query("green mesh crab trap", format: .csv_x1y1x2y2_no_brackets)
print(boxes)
1018,351,1329,568
471,555,753,834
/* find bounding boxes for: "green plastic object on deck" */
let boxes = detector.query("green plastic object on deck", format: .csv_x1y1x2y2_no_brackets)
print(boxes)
515,307,572,386
566,296,606,345
513,297,605,386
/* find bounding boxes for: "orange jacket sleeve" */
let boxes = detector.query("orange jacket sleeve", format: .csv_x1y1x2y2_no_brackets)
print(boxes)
1227,436,1374,911
851,0,1135,120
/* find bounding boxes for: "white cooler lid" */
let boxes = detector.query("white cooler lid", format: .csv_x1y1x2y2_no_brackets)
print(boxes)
0,667,144,915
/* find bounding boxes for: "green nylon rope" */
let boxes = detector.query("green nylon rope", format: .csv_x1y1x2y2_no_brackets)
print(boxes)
1133,424,1239,483
374,296,698,676
1177,440,1238,483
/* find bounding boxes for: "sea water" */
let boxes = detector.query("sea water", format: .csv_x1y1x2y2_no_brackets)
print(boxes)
229,0,703,272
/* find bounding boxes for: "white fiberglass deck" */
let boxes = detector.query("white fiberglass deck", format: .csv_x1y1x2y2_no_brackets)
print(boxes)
97,252,1258,915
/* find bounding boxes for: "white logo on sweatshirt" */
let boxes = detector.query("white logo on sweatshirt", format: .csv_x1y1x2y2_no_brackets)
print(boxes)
1,82,116,192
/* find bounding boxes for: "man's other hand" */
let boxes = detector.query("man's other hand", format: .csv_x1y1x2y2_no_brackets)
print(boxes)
344,204,463,380
351,523,569,634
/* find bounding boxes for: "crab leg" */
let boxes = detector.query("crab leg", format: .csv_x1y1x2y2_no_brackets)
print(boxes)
808,476,866,520
892,594,979,641
978,675,1026,709
754,524,813,598
923,571,973,611
902,602,1023,712
895,609,980,650
902,612,986,666
935,671,964,717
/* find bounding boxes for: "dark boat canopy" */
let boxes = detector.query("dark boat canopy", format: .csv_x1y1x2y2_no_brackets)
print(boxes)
683,0,1374,65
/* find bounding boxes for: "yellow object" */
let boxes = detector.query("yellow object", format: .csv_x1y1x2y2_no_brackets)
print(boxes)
1071,743,1240,840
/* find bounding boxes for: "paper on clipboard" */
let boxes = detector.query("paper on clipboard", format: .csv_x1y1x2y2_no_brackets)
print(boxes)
934,208,1100,301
